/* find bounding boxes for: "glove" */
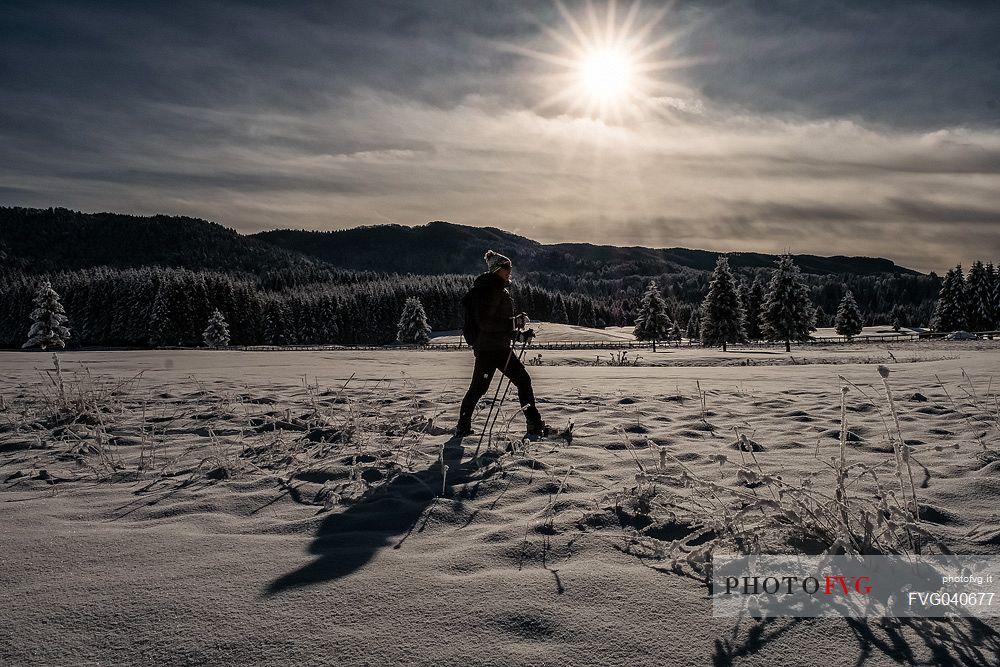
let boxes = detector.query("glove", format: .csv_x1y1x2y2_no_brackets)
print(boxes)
514,312,530,330
514,328,536,344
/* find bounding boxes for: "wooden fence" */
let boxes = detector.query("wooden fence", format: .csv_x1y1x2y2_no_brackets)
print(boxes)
239,340,668,352
236,331,1000,352
19,331,994,352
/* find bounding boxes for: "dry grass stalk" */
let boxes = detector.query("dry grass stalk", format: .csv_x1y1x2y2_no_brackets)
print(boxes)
613,367,948,574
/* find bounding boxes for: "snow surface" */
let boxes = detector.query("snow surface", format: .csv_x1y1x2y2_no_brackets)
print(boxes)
432,322,926,346
3,342,1000,665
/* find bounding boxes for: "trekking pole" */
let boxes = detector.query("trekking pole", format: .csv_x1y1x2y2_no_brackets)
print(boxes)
474,344,516,458
484,331,533,449
474,320,530,459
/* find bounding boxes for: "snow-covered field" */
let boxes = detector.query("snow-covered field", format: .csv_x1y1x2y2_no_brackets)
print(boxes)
431,322,928,346
3,340,1000,665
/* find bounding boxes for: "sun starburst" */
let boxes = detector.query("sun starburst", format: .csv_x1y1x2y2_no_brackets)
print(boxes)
501,0,695,123
580,47,632,102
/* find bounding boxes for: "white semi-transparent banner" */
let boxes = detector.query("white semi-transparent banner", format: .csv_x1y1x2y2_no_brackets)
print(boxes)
712,554,1000,617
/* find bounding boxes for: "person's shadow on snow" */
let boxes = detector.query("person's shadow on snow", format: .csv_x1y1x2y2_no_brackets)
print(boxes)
711,615,1000,667
266,436,497,595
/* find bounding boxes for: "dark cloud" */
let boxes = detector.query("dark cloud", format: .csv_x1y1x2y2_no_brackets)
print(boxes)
888,199,1000,226
673,0,1000,130
0,1,998,273
540,214,997,276
726,199,1000,227
741,203,871,223
36,167,382,195
4,2,996,131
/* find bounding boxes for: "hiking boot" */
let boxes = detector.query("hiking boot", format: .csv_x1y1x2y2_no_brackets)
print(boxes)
526,420,549,437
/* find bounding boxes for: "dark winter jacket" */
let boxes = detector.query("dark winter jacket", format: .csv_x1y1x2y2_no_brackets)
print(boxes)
470,271,515,351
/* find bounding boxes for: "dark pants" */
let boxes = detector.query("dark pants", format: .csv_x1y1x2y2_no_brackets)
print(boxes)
459,347,541,427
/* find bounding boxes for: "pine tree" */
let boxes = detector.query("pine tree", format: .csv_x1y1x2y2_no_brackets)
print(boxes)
670,321,682,342
552,294,569,324
148,278,183,346
203,308,231,348
22,280,71,349
700,256,745,352
814,304,828,329
685,310,700,343
263,299,291,345
738,280,751,340
186,273,212,345
951,264,969,329
834,289,863,341
129,271,157,345
319,296,339,344
986,262,998,329
892,304,911,331
578,298,596,327
84,275,110,344
675,303,691,333
397,296,432,345
761,254,816,352
966,261,992,331
931,265,968,332
745,276,765,340
171,271,197,345
632,281,673,352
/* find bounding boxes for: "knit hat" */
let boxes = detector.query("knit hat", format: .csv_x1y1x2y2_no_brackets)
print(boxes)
484,249,512,272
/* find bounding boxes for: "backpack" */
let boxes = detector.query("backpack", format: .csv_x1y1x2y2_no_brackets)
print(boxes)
461,285,480,346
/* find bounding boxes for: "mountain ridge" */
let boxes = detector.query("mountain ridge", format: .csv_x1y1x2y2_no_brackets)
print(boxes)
253,219,922,277
0,207,922,277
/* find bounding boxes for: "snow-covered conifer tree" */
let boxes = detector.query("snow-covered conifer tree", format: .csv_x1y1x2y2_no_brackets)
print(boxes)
700,256,745,352
932,265,967,332
578,298,596,327
761,254,816,352
22,280,71,350
744,276,765,340
149,278,183,346
263,299,291,345
834,289,863,341
685,311,700,343
552,294,569,324
633,281,673,352
966,261,992,331
890,304,906,331
397,296,432,345
738,280,751,339
814,304,828,329
987,262,999,329
203,309,231,348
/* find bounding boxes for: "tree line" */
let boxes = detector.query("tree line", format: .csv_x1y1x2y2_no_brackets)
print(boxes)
629,255,820,352
1,207,951,345
621,255,1000,353
8,255,992,350
930,262,1000,332
1,266,614,348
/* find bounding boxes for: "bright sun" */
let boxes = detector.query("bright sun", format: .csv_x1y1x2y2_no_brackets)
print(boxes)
499,1,692,122
580,48,633,102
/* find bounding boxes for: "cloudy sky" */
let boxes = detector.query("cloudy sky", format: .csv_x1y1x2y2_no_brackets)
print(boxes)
2,1,999,273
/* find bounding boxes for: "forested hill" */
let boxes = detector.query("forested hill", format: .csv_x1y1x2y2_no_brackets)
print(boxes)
253,221,921,277
0,207,318,274
1,207,921,278
0,207,944,347
254,223,545,276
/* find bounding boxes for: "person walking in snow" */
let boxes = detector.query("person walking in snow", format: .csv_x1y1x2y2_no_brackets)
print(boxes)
456,250,546,437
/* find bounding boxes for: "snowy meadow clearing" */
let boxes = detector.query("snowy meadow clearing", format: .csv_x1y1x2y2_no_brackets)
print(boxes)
3,339,1000,665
